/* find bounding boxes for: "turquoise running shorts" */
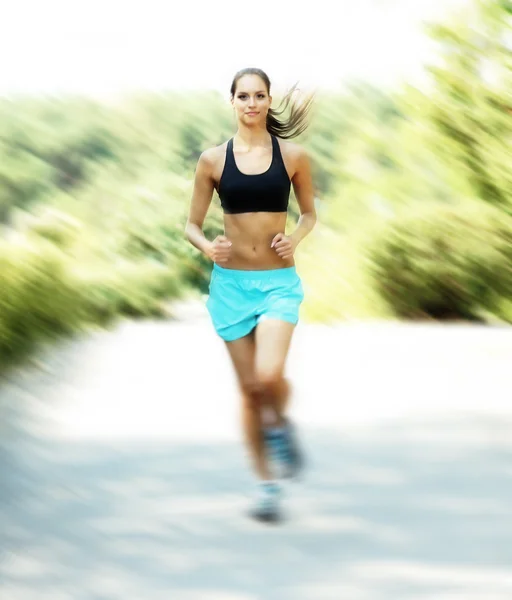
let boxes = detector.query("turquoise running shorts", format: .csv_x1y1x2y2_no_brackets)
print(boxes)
206,263,305,342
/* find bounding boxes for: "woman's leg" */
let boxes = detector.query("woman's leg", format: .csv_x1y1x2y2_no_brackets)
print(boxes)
254,319,296,424
254,318,303,477
224,321,300,520
224,331,272,480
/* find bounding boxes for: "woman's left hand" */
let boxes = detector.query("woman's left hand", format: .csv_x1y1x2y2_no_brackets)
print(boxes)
271,233,296,260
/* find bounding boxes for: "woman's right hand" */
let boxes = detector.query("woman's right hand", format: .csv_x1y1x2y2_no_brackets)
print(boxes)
206,235,232,263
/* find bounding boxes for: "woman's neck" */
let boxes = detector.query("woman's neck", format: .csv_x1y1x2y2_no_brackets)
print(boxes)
234,125,271,149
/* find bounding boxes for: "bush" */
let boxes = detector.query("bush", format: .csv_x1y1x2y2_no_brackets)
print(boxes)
0,232,183,370
0,237,83,363
26,207,82,249
367,201,512,321
75,259,182,325
298,226,393,322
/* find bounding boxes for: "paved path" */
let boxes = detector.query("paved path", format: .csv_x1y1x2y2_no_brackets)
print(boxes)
1,304,512,599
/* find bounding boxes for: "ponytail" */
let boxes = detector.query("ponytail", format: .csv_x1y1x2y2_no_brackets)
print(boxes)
266,82,315,139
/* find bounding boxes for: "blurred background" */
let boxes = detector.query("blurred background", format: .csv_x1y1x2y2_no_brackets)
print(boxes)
1,2,512,598
0,0,511,368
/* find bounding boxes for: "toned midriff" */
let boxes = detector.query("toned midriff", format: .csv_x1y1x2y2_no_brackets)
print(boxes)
221,211,293,270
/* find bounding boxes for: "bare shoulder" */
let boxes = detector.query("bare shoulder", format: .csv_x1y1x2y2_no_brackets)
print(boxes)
198,141,230,185
277,139,310,178
199,143,225,167
196,143,227,182
278,139,309,161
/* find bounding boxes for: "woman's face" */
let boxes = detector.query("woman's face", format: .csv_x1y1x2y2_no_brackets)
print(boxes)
231,74,272,126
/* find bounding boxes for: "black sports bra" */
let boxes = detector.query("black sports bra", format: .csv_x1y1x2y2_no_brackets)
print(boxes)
217,135,291,214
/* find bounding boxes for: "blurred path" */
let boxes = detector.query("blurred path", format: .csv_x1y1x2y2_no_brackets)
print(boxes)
1,301,512,599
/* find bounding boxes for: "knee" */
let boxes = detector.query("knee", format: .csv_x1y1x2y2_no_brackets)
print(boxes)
240,372,285,405
240,380,263,407
256,369,283,395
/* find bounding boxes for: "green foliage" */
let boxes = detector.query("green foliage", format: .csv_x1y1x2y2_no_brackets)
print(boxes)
0,233,184,366
298,225,392,322
25,207,82,249
422,0,512,213
366,202,512,321
0,146,56,222
76,260,182,325
0,237,82,363
304,0,512,323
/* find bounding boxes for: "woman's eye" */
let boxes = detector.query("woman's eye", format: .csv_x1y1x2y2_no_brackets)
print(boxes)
238,94,265,100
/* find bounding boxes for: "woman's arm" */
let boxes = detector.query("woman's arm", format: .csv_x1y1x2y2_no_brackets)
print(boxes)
185,150,216,256
185,148,232,263
271,145,317,259
289,146,317,248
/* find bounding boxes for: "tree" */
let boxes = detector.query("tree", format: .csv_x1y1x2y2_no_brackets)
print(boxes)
423,0,512,213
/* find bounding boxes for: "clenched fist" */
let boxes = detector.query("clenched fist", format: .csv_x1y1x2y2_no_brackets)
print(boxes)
271,232,296,260
207,235,232,263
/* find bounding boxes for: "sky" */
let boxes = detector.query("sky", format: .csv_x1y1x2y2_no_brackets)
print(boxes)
0,0,469,97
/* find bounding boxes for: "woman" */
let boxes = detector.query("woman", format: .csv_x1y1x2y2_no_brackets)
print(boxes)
185,67,316,522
